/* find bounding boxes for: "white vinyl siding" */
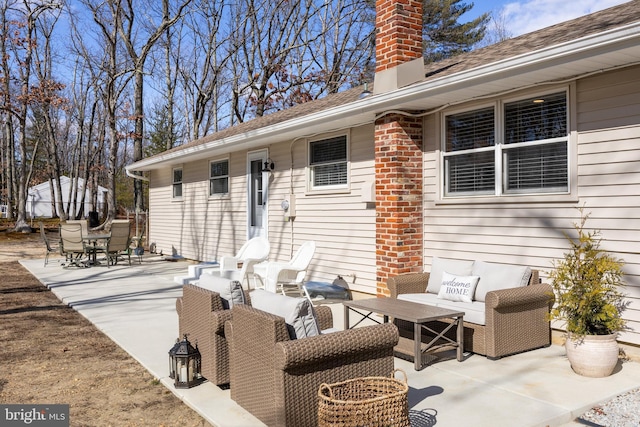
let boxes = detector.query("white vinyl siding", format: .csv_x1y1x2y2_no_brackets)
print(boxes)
147,125,377,295
443,91,569,197
424,67,640,346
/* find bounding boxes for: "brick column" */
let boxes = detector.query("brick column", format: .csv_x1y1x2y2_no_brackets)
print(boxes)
375,114,423,297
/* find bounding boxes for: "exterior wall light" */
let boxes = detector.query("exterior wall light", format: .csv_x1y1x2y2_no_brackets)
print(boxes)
262,158,275,172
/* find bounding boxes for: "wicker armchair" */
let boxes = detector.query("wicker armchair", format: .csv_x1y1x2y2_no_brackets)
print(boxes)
175,284,252,385
387,270,554,359
225,304,398,427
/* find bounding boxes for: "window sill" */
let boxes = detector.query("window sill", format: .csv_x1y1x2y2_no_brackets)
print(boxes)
435,193,579,206
305,188,351,197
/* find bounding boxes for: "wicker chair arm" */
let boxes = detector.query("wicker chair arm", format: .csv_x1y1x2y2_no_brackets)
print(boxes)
274,323,398,370
485,283,555,309
387,272,430,298
315,305,333,330
211,309,233,334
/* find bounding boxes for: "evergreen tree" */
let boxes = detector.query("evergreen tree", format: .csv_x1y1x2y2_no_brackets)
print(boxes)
145,104,182,157
365,0,489,63
422,0,489,63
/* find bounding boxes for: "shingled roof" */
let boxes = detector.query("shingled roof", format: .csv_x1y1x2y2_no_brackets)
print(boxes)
141,0,640,163
421,0,640,82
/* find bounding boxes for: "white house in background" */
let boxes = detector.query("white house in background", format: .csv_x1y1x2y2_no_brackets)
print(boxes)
126,1,640,345
27,176,107,218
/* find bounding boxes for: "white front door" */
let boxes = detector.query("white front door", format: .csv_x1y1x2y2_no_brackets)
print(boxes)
247,150,269,239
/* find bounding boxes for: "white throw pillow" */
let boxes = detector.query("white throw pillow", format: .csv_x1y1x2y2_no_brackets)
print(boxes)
427,257,475,294
197,275,246,309
437,271,480,303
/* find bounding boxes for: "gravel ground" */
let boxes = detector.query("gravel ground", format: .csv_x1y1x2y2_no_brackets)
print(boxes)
577,387,640,426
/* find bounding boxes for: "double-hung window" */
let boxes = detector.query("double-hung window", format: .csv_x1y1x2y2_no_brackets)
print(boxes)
443,91,568,197
172,167,183,199
309,135,348,190
209,159,229,196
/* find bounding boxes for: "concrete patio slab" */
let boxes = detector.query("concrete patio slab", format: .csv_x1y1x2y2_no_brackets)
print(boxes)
20,257,640,427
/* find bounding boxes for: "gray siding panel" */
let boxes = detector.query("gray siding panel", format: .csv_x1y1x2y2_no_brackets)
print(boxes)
147,124,377,294
423,65,640,345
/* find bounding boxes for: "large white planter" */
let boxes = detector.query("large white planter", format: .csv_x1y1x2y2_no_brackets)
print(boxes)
565,333,619,378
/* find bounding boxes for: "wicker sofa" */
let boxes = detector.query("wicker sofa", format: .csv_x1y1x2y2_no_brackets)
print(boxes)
225,302,399,427
388,259,555,359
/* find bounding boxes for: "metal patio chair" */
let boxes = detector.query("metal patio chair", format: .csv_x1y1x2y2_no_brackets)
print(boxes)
59,222,88,268
39,222,60,267
106,220,132,266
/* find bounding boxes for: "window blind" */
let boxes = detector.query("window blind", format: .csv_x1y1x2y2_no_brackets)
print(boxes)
310,136,347,188
446,107,495,152
446,151,495,194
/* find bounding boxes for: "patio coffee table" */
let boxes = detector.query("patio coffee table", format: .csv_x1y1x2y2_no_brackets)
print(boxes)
343,298,464,370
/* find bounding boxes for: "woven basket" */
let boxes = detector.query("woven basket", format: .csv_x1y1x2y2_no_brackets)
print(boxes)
318,369,409,427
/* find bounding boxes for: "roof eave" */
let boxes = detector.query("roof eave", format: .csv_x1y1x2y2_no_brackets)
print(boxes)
127,21,640,172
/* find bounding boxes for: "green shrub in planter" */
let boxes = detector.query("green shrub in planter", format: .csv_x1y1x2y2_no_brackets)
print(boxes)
548,208,627,338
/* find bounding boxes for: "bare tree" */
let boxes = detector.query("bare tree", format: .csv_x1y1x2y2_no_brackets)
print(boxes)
230,0,329,121
31,5,67,219
302,0,374,98
476,9,512,48
74,0,131,223
0,0,17,220
0,0,62,232
178,0,233,138
117,0,193,214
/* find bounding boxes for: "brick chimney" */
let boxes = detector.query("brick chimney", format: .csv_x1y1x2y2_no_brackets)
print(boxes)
374,0,424,297
374,0,424,93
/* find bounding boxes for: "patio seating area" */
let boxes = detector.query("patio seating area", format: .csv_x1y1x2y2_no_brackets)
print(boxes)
19,255,640,427
45,220,139,268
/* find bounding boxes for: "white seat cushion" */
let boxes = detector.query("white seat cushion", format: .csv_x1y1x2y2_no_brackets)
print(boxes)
248,289,320,338
196,274,246,309
398,293,486,325
471,261,532,302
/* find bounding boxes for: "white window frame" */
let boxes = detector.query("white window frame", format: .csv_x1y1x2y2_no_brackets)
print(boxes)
172,167,183,200
441,88,571,199
307,133,350,193
209,158,230,198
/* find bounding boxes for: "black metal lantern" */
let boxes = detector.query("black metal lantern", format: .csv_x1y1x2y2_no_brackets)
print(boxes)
172,334,203,388
168,338,180,379
262,158,275,172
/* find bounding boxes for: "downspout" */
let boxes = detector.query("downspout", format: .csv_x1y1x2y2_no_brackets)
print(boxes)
126,169,150,182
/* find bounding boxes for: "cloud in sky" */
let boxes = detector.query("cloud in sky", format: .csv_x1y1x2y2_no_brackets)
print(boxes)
500,0,631,36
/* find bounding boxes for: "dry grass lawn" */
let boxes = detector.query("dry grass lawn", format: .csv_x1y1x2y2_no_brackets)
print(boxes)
0,225,212,427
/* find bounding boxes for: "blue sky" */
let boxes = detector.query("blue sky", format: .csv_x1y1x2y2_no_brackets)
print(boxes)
463,0,631,37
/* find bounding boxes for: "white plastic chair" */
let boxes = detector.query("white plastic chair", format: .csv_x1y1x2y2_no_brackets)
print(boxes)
252,241,316,295
219,236,270,288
